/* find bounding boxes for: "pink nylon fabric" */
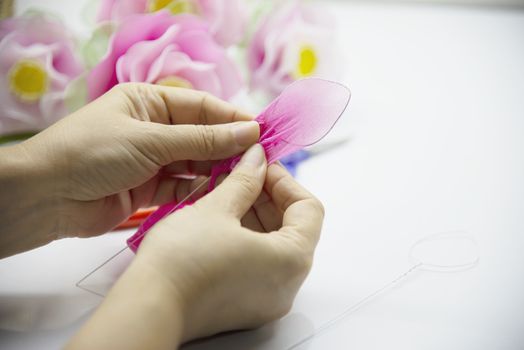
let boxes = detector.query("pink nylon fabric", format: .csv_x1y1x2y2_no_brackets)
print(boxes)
127,78,350,252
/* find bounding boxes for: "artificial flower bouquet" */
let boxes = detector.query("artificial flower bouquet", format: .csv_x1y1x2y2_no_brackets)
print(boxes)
0,0,339,143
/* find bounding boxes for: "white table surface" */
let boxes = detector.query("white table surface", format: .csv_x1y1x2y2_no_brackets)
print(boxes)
2,1,524,349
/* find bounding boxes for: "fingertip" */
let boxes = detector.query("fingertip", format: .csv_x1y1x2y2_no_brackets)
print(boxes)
237,143,266,169
233,121,260,147
202,144,267,218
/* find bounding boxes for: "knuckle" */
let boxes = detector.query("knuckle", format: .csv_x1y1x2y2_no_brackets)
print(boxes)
267,302,293,322
278,190,296,213
228,172,259,193
279,302,294,318
279,244,314,276
293,253,313,275
110,82,135,95
302,254,314,273
197,125,216,158
198,92,211,125
109,83,126,94
111,82,152,97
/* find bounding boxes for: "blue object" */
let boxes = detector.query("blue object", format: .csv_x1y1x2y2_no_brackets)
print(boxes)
279,150,311,177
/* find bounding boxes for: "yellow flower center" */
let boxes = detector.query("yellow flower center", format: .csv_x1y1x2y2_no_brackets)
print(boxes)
295,45,317,78
8,60,48,102
155,76,193,89
148,0,196,15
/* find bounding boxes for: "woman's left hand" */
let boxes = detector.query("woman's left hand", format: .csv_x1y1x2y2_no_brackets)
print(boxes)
0,83,259,257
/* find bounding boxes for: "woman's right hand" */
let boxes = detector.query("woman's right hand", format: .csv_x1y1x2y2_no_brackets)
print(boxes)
68,144,324,349
139,144,324,341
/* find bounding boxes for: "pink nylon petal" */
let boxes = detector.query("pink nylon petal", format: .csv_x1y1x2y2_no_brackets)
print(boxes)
127,201,191,252
87,12,208,100
146,48,222,96
209,78,351,184
175,29,241,100
115,24,180,83
258,77,350,154
127,78,350,252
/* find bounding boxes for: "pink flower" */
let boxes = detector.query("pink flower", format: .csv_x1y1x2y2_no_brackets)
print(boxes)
0,13,83,135
96,0,247,47
248,1,336,96
87,11,242,101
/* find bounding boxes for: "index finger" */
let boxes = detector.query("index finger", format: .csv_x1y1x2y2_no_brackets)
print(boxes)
118,83,253,125
265,164,325,249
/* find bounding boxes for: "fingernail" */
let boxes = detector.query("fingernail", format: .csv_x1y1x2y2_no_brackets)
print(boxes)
275,160,286,168
240,144,265,167
233,121,259,146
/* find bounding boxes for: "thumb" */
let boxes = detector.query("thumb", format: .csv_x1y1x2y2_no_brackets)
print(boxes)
199,144,267,219
129,120,259,166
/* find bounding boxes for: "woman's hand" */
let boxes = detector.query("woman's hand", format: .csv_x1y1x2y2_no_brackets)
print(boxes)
68,144,324,349
0,83,259,257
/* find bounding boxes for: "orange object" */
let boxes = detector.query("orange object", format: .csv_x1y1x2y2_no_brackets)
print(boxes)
114,207,157,230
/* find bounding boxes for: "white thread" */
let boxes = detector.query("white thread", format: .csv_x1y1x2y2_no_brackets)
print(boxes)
285,230,479,350
409,230,479,272
76,178,210,296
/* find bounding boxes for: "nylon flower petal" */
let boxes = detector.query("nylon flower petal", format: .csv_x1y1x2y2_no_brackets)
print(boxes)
96,0,247,46
87,11,242,101
248,1,336,96
0,13,83,135
127,78,351,252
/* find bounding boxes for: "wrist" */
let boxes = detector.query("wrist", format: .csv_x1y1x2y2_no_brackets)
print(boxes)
69,257,185,349
0,142,59,257
129,255,188,339
133,238,221,342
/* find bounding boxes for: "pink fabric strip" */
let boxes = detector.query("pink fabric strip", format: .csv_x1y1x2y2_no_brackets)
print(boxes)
127,78,350,252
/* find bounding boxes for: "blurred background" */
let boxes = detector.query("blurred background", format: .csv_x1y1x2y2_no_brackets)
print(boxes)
1,1,523,349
